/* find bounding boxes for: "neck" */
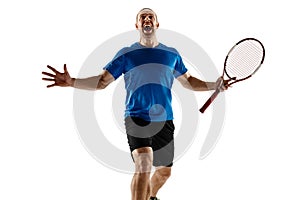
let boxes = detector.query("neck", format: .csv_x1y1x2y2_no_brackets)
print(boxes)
139,36,159,48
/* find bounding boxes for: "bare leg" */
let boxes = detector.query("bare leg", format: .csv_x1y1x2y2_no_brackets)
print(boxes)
131,147,153,200
150,166,172,198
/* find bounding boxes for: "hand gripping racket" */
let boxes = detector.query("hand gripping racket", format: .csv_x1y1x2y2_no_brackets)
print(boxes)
199,38,265,113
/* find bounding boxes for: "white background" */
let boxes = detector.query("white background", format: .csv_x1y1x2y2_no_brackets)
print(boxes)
1,0,300,199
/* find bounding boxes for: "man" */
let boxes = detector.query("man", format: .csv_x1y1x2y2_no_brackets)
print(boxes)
42,8,228,200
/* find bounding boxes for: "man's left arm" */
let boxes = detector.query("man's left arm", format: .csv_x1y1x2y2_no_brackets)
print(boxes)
176,72,227,91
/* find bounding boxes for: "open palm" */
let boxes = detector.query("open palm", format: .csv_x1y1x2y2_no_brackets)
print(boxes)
42,64,73,88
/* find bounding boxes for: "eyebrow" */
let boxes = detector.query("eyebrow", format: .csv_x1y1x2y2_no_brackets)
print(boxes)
136,10,158,22
139,13,154,17
138,13,155,19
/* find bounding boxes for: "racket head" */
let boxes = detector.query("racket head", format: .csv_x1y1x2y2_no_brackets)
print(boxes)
223,38,265,84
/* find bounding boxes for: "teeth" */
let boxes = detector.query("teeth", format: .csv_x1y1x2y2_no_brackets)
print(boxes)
143,25,152,31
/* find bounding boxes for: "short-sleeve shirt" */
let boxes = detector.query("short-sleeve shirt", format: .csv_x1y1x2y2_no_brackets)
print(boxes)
104,42,188,121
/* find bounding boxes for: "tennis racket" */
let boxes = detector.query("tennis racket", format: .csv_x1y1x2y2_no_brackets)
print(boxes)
199,38,265,113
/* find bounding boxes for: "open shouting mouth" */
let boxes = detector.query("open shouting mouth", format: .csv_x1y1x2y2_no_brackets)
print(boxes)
143,23,153,32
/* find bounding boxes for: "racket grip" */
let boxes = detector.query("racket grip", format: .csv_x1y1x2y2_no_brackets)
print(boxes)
199,89,221,113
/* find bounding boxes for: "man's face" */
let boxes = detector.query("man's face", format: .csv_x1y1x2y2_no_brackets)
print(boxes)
135,9,159,35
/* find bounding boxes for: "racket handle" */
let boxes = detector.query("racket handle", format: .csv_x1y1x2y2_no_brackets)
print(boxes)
199,89,221,113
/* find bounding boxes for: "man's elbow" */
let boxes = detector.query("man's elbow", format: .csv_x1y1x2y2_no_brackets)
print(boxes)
97,80,109,90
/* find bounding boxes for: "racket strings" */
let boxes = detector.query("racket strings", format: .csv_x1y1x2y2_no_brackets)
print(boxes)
226,40,264,79
228,44,262,76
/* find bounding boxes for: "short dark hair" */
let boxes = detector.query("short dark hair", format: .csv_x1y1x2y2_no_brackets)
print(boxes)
136,8,158,22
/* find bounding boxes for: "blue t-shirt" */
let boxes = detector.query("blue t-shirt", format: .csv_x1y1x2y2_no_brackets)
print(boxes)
104,42,188,121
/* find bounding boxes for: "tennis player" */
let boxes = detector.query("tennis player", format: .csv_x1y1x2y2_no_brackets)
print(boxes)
42,8,228,200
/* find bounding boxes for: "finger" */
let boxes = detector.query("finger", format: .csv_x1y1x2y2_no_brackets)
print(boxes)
42,71,55,77
47,65,59,73
64,64,67,71
63,64,69,75
224,83,230,88
47,83,56,88
42,78,55,81
220,85,227,92
225,81,232,88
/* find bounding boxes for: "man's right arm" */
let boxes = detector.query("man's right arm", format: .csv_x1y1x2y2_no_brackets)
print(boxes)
42,64,115,90
72,70,115,90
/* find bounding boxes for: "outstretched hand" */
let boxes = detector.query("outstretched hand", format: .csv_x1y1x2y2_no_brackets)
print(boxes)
42,64,74,88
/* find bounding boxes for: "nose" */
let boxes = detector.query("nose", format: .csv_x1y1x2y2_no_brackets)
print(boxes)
144,16,151,21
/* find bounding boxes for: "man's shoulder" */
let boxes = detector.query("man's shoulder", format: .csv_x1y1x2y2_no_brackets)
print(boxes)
114,45,134,58
117,42,141,54
157,43,179,55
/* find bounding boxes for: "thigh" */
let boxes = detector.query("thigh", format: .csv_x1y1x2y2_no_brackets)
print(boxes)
132,147,153,173
152,120,175,167
125,117,153,152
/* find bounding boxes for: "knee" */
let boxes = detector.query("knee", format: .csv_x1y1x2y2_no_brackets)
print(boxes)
158,167,172,180
136,159,152,174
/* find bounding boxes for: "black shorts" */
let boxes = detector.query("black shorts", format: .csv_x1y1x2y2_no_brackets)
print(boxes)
125,117,175,167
